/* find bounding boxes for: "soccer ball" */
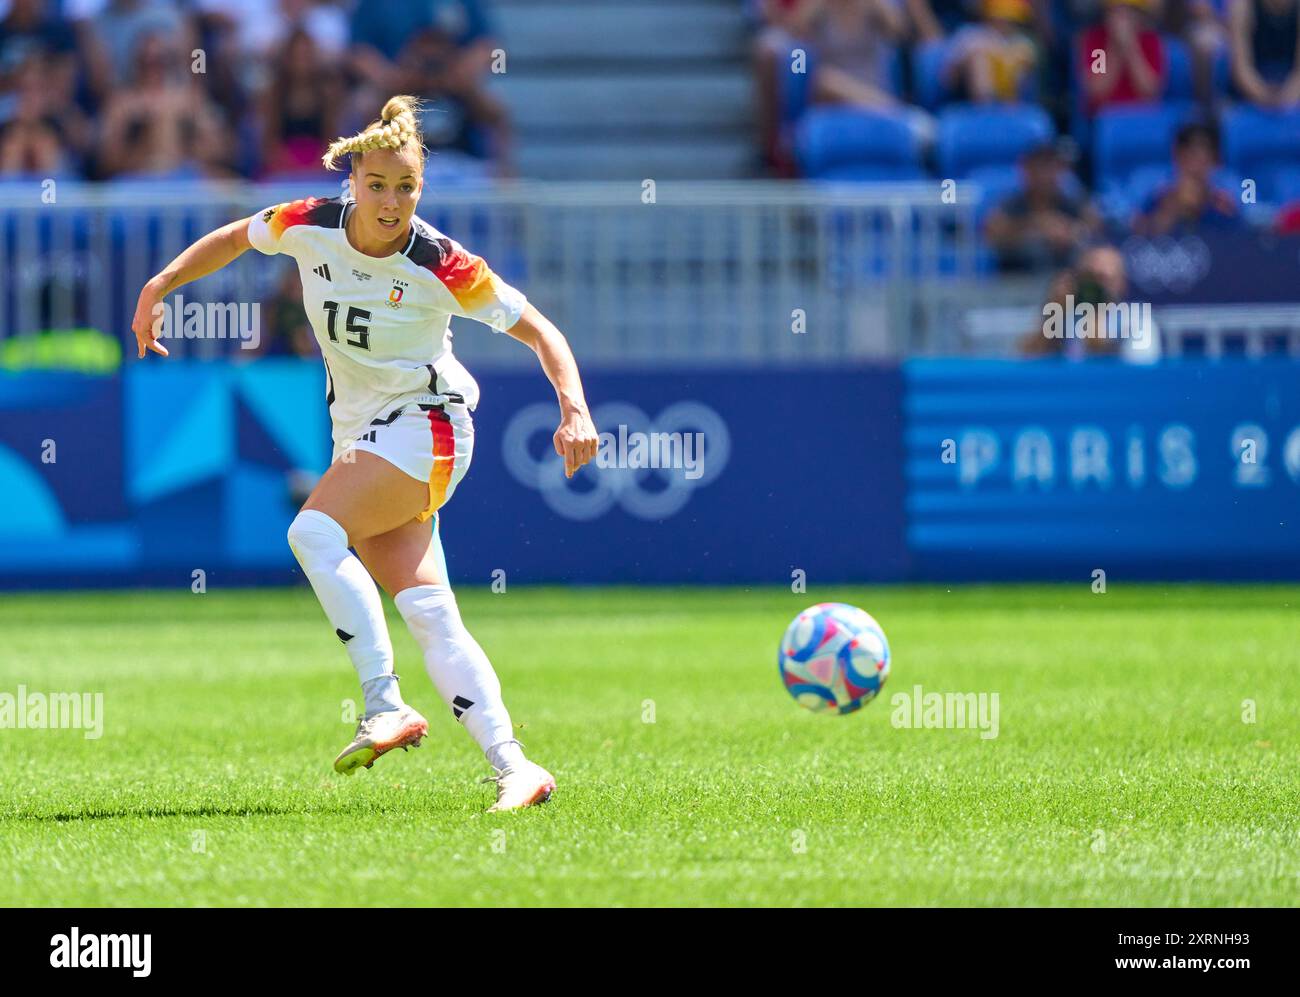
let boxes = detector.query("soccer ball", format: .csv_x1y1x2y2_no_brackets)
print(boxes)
778,603,890,714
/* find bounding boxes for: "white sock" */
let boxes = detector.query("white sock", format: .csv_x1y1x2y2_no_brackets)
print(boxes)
287,510,404,715
394,583,521,763
361,674,404,716
486,739,527,773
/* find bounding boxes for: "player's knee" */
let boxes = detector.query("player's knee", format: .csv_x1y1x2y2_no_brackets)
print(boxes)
287,509,348,560
394,584,460,629
285,512,311,557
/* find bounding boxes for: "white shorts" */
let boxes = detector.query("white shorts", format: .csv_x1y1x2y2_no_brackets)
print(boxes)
336,400,474,523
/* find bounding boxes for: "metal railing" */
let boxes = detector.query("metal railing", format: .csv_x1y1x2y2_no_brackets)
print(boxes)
946,295,1300,357
0,179,981,364
1155,304,1300,358
5,179,1298,363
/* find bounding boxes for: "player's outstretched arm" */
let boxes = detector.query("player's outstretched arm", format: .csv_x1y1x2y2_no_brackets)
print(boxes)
130,215,255,359
504,303,599,478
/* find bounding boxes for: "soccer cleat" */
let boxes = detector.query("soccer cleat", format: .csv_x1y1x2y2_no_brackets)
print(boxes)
333,705,428,775
482,760,556,813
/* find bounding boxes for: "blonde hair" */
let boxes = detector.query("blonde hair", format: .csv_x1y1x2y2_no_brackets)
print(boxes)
322,95,426,172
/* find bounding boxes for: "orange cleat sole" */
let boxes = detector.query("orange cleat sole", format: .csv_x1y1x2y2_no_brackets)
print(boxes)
334,719,429,775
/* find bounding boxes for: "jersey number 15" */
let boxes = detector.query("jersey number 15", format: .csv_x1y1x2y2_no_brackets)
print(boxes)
323,301,371,350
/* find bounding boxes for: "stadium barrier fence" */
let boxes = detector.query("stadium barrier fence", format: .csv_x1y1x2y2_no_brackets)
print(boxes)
2,358,1299,586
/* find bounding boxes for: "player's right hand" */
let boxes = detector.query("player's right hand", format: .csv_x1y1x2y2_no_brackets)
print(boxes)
131,278,170,359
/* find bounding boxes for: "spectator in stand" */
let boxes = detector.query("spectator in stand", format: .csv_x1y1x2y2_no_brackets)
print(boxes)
1078,0,1166,115
194,0,348,64
1133,121,1240,234
1020,244,1161,361
943,0,1040,103
1192,2,1230,103
82,0,194,98
259,27,344,176
0,113,66,174
1154,0,1229,103
0,1,91,172
95,31,233,179
0,51,88,175
752,0,812,57
907,0,980,40
803,0,909,111
1228,0,1300,106
0,0,78,104
395,23,514,173
753,0,816,174
754,0,926,171
984,142,1101,270
348,0,499,120
189,2,352,177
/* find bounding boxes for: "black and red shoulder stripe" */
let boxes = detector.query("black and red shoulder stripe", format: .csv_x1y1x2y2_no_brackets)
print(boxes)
264,196,345,238
406,218,498,313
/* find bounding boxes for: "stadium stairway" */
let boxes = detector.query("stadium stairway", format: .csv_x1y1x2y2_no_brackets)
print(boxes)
490,0,756,179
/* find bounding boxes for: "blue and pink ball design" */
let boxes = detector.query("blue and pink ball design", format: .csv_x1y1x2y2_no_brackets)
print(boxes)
779,603,890,714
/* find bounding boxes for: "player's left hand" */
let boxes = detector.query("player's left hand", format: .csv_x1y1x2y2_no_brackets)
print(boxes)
131,277,170,359
554,408,598,478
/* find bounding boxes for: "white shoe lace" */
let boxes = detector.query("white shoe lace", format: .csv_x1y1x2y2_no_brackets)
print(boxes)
480,763,531,799
481,757,546,804
480,740,530,784
480,771,508,806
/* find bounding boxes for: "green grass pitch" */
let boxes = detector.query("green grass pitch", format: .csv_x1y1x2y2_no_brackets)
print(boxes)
2,584,1297,907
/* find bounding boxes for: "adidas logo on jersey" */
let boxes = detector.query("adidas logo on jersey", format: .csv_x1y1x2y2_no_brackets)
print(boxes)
313,263,332,281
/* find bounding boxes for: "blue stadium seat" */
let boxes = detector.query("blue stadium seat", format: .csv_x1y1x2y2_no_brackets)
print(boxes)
1164,37,1194,101
1265,165,1300,205
780,43,816,126
1159,34,1230,101
1123,162,1174,207
1212,46,1230,99
1092,103,1192,189
1212,166,1245,194
1101,163,1245,221
966,163,1021,224
935,104,1054,179
912,39,952,110
1223,107,1300,186
881,45,904,99
970,163,1088,227
795,107,924,180
1071,36,1200,172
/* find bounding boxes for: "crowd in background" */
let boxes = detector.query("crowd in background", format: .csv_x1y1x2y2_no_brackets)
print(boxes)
751,0,1300,257
4,0,1292,359
751,0,1300,164
754,0,1279,139
0,0,512,182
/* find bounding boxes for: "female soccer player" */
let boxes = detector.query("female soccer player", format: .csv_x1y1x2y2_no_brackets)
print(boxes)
130,95,598,812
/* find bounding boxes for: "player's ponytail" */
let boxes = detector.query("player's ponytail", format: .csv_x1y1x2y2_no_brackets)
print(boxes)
322,95,426,172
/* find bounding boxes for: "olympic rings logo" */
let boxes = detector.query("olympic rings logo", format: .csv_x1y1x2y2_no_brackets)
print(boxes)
502,401,731,521
1122,235,1212,294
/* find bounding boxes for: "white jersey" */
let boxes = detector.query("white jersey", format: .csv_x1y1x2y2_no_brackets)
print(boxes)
247,195,527,449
